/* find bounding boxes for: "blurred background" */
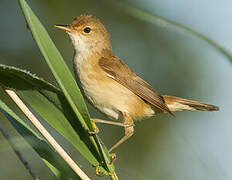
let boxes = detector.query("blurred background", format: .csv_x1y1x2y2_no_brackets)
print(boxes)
0,0,231,179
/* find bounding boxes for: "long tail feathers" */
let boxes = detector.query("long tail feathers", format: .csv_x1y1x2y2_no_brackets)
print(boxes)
163,95,219,112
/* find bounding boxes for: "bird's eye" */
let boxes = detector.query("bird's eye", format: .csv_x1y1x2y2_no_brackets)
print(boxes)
83,27,91,33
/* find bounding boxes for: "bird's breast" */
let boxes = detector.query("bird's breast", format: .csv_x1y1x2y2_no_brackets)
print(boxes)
73,54,154,120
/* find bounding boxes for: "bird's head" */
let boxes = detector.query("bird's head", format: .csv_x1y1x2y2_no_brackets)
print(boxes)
55,14,111,55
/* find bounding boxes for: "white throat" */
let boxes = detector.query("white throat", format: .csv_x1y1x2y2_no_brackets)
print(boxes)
69,33,91,57
68,33,92,70
68,31,111,74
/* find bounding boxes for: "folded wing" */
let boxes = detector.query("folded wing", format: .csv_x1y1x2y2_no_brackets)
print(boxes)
98,49,173,115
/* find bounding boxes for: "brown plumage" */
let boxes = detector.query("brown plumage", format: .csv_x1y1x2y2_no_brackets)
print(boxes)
163,95,219,112
55,14,219,152
71,14,101,28
99,49,174,116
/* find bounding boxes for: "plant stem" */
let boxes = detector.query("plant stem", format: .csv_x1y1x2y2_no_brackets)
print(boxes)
109,171,119,180
5,89,90,180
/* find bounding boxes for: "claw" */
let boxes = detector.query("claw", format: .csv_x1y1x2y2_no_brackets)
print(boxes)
95,166,105,177
88,119,99,135
109,153,117,165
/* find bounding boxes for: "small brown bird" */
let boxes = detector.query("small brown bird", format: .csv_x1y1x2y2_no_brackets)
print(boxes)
55,14,219,152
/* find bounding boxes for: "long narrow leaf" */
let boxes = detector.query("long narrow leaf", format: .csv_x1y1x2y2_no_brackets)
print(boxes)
18,90,99,165
0,64,99,166
18,0,115,175
19,0,89,130
0,99,79,180
0,64,59,92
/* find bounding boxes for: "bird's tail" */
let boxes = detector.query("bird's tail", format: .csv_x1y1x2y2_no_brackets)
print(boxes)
163,95,219,112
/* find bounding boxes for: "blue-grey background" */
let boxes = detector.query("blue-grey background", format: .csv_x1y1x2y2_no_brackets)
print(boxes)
0,0,231,179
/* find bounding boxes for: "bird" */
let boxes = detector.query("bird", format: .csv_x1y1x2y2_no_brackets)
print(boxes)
55,14,219,152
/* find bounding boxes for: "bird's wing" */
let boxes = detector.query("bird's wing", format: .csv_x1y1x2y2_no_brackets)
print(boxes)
98,49,173,115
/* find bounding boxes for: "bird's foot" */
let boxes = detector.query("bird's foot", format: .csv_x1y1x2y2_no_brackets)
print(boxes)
88,119,99,135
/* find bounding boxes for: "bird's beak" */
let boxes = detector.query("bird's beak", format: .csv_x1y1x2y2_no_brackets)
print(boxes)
54,24,72,32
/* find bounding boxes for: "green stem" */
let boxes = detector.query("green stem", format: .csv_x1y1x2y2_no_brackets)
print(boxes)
109,171,119,180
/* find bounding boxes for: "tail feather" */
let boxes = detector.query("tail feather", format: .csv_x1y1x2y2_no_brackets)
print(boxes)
163,95,219,112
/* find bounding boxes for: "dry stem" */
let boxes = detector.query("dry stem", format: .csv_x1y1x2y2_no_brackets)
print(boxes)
5,89,90,180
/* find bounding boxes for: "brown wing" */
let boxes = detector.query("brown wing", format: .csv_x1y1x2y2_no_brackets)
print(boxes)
98,49,173,115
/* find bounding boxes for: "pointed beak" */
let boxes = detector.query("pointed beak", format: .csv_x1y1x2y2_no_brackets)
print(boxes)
54,24,72,32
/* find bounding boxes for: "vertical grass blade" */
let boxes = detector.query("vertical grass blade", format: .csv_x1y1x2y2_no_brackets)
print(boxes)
18,0,115,176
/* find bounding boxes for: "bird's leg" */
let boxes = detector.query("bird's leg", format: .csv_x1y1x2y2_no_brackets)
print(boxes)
109,112,134,152
88,118,130,135
93,118,130,127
